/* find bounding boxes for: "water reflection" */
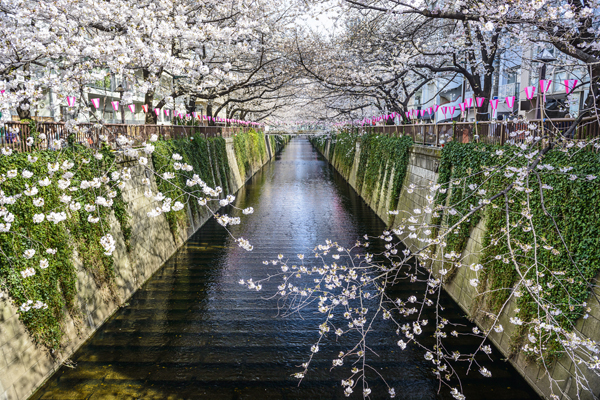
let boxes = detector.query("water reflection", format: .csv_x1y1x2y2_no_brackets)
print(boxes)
31,139,539,399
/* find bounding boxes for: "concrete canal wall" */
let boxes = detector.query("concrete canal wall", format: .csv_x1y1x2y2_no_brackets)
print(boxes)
315,136,598,400
0,134,289,400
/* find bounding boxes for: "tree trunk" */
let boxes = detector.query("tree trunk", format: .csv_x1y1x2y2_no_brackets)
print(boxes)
17,99,31,120
186,96,196,115
143,69,158,124
583,65,600,116
206,103,214,126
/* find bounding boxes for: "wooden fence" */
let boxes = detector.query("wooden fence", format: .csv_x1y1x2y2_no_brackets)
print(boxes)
353,117,600,147
0,123,260,152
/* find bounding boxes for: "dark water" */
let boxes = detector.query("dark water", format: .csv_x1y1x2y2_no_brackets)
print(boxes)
31,138,540,399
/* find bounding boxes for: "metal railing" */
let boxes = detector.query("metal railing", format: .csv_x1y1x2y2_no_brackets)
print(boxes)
355,117,600,147
0,122,260,152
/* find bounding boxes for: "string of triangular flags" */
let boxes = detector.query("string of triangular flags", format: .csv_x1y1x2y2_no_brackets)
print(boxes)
323,79,578,126
67,97,263,127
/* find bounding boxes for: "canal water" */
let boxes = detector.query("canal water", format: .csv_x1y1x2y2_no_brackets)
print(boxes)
31,138,540,399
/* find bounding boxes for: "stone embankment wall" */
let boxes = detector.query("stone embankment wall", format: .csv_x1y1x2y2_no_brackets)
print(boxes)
315,137,597,400
0,134,289,400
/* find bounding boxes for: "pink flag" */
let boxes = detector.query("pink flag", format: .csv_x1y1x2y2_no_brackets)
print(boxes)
420,109,425,117
433,105,440,113
540,79,552,102
67,96,76,107
564,79,578,94
186,114,190,119
524,86,536,100
459,102,466,113
91,98,100,109
154,108,160,116
111,101,119,111
405,111,410,119
490,99,499,118
164,109,170,116
128,104,135,113
539,80,552,93
0,90,4,95
465,98,473,108
142,104,148,113
427,107,433,115
475,97,485,107
449,106,456,116
506,96,515,108
192,112,197,118
441,106,448,118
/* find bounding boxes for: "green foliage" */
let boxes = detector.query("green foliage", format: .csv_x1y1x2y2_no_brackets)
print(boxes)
310,132,413,211
0,143,128,349
233,129,267,178
331,130,359,176
270,134,289,154
431,141,488,255
355,134,413,209
151,135,230,239
434,141,600,360
309,135,328,155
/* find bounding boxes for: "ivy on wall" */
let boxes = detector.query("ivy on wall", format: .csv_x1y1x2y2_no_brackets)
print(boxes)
0,143,129,349
151,135,230,239
270,134,288,155
311,132,413,211
433,141,600,360
354,134,413,208
331,130,359,177
233,129,268,179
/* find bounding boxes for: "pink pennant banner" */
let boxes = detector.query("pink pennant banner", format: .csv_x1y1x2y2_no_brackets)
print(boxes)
67,96,76,107
433,105,440,113
128,104,135,113
405,111,410,119
420,109,425,117
427,107,433,115
154,108,160,116
564,79,578,94
506,96,515,109
524,86,536,100
142,104,148,113
449,106,456,116
476,97,485,107
459,103,466,113
539,79,552,93
186,114,190,119
441,106,448,117
164,109,170,116
465,98,473,108
490,99,499,119
540,79,552,103
111,101,119,111
91,98,100,109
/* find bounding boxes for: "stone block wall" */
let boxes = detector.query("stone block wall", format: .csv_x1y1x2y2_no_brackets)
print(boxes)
0,135,285,400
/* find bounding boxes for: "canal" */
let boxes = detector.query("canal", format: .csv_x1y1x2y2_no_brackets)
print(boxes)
31,138,540,399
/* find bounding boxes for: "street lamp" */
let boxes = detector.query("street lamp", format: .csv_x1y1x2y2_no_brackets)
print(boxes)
535,48,557,119
115,84,125,124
